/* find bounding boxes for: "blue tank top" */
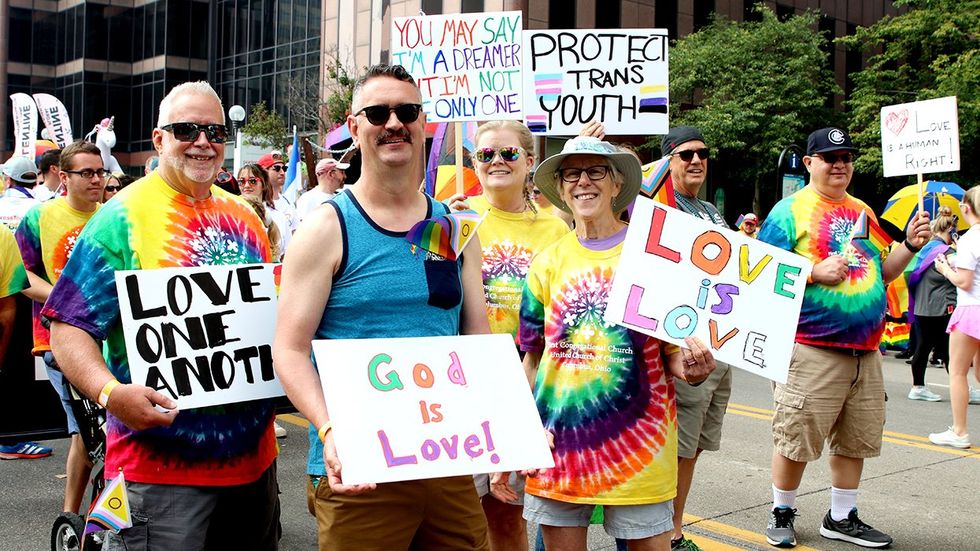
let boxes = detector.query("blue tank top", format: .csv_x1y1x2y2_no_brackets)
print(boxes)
308,190,463,475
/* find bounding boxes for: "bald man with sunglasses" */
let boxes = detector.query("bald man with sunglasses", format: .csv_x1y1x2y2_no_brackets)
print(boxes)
660,126,733,551
45,81,281,550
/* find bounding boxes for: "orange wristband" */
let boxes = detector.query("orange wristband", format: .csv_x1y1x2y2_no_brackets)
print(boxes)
317,422,333,443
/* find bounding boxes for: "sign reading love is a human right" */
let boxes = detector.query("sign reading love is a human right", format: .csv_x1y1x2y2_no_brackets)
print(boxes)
880,96,960,177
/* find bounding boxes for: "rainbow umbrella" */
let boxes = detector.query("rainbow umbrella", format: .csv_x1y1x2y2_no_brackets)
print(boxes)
881,181,967,233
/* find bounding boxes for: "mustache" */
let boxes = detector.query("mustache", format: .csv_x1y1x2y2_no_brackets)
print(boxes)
377,130,412,144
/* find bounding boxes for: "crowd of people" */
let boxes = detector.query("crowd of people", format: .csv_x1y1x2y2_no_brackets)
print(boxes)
0,62,976,551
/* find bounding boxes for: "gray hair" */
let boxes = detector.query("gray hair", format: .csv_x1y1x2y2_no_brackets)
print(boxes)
157,82,224,127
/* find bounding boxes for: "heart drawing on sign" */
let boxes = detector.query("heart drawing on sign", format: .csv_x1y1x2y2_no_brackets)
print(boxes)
884,109,909,136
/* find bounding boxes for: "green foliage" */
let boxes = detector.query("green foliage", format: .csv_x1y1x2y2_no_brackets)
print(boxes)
840,0,979,188
324,57,356,127
241,101,288,149
659,6,839,213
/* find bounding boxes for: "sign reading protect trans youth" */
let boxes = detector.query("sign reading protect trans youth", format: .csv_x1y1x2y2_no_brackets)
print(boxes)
391,11,523,122
522,29,669,135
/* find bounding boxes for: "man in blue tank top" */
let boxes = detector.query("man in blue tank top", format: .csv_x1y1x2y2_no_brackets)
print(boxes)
273,64,491,551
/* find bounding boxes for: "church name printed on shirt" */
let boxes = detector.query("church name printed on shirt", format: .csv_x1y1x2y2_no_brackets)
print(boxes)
115,264,286,409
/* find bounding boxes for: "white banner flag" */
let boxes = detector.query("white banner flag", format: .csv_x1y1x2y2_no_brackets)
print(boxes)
33,94,73,148
9,93,38,158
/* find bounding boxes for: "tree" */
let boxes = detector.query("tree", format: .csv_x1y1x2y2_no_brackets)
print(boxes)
284,49,358,136
656,6,839,216
839,0,979,188
241,101,288,150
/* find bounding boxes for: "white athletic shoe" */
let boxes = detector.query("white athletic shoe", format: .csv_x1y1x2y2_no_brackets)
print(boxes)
969,386,980,405
907,386,942,401
274,421,288,438
928,427,971,449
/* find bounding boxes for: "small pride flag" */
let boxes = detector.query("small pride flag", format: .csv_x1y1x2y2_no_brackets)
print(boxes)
406,210,485,261
640,157,675,207
849,211,892,260
85,471,132,535
639,84,668,114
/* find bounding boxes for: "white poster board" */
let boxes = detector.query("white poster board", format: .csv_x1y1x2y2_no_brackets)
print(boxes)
880,96,960,177
115,263,284,409
604,199,812,383
522,29,669,135
391,11,523,122
313,334,554,485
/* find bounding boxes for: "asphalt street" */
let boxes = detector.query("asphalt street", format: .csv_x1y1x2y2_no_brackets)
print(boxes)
1,352,976,550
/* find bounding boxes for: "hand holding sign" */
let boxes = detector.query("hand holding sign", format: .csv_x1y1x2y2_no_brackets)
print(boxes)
107,383,178,431
323,430,378,495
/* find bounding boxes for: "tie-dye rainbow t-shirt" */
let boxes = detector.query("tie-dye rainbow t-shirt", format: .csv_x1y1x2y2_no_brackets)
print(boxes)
42,172,277,486
15,198,99,355
519,231,677,505
468,195,569,341
758,185,886,350
1,228,29,298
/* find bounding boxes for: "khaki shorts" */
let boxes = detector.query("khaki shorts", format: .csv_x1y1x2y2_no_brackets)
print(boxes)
772,343,886,462
309,475,489,551
675,363,732,458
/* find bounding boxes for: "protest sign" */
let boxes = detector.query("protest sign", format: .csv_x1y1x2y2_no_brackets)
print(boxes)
115,263,284,409
604,199,812,383
880,96,960,178
522,29,669,135
313,334,554,485
391,11,523,122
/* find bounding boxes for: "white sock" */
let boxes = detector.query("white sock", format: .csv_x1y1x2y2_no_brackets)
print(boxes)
773,485,797,509
830,487,858,521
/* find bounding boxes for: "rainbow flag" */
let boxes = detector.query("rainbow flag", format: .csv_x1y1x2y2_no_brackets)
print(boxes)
639,158,675,207
406,210,484,261
850,211,892,260
425,122,480,202
880,321,911,352
85,471,132,535
903,239,950,324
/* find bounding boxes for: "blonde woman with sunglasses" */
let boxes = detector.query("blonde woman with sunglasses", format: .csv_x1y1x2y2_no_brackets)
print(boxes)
449,120,569,551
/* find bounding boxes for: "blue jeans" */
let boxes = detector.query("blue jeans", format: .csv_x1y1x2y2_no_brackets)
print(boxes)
534,525,629,551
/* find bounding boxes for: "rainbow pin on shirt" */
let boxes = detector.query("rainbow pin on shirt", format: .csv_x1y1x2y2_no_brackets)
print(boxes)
406,210,485,261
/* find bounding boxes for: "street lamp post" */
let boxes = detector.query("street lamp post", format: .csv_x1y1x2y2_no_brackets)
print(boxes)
229,104,246,174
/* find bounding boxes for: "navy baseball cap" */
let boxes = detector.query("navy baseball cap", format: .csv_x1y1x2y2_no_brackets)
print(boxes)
807,127,858,155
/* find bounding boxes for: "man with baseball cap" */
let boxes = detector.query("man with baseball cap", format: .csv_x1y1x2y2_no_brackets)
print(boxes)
258,150,299,234
661,126,732,551
1,156,41,231
296,158,349,221
758,127,930,548
738,213,760,238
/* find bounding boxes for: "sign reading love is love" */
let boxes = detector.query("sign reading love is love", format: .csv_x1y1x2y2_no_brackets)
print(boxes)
605,199,812,383
391,11,523,122
313,334,554,485
880,96,960,178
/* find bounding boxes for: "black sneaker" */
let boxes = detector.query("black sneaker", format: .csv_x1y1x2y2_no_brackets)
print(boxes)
765,507,797,548
820,509,893,548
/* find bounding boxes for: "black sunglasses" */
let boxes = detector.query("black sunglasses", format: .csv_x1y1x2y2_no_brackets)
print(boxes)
671,148,710,162
104,185,121,192
816,152,854,164
354,104,422,126
160,122,229,144
268,164,286,172
475,147,522,163
64,168,107,179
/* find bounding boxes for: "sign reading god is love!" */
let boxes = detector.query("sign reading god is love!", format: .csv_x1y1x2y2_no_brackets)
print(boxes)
522,29,669,135
605,199,812,383
391,11,523,122
880,96,960,178
115,264,285,410
313,334,554,485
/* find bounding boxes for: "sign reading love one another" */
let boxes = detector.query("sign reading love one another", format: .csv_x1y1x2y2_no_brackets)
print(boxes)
313,334,554,485
605,199,812,383
880,96,960,178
